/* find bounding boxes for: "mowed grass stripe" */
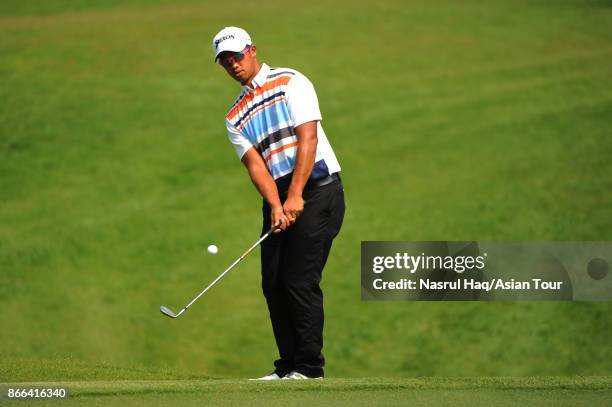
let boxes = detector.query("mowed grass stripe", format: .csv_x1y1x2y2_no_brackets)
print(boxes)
2,377,612,397
336,55,612,138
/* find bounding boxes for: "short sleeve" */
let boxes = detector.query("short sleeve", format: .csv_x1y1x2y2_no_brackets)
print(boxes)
226,119,252,160
285,73,322,127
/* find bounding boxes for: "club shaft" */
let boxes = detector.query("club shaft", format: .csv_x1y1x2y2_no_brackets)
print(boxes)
180,227,275,313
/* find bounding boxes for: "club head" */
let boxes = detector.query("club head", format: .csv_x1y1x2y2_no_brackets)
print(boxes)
160,305,178,318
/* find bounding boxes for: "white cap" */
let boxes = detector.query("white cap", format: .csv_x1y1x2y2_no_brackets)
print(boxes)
212,26,252,61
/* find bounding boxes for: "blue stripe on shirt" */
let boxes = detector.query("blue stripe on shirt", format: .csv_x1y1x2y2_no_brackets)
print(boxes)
233,91,286,128
241,103,293,145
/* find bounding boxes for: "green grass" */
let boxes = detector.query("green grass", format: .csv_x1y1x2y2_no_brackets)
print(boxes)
1,0,612,390
2,377,612,406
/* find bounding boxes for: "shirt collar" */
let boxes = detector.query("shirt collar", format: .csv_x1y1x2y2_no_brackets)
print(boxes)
242,63,270,92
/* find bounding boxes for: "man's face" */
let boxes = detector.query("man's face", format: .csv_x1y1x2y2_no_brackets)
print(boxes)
218,45,258,85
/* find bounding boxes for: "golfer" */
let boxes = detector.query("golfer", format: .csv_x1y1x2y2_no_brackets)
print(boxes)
213,26,345,380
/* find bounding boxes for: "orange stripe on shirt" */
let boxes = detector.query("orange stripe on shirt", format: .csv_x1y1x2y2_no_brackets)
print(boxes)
237,97,286,131
264,141,299,162
227,75,293,121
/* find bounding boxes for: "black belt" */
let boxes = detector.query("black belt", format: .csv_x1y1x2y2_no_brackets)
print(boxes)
308,172,341,189
276,172,341,195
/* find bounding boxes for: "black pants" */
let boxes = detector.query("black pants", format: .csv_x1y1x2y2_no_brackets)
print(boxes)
260,178,345,378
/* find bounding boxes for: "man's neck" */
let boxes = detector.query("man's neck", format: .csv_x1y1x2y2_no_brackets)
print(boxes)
243,61,262,88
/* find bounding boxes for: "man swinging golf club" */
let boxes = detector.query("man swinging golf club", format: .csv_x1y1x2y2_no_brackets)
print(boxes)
213,26,345,380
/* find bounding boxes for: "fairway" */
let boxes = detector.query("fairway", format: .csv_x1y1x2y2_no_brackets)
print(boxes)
2,377,612,406
2,0,612,404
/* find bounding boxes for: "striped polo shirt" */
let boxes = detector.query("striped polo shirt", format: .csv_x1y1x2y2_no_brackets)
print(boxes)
225,63,340,186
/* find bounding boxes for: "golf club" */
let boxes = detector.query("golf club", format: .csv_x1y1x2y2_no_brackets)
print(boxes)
160,225,278,318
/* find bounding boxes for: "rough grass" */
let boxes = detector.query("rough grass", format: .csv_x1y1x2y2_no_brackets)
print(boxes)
1,0,612,383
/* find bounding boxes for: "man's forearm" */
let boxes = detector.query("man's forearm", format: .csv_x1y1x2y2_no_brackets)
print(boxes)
241,147,288,231
247,160,282,208
288,121,318,198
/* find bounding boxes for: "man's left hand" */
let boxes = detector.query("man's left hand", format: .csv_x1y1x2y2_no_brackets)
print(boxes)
283,194,304,227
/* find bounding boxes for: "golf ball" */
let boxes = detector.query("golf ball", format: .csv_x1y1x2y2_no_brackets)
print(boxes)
207,245,218,255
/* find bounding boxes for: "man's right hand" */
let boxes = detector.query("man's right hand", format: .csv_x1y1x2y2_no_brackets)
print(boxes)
271,205,289,233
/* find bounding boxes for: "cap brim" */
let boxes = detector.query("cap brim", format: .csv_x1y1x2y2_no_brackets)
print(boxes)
214,39,248,61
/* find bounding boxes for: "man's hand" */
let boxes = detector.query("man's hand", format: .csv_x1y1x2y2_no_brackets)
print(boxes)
271,204,289,233
283,193,304,227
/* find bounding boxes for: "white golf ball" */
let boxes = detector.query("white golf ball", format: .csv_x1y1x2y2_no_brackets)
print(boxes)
207,245,218,255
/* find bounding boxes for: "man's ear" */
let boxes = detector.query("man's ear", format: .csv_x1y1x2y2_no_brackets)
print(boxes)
250,44,257,57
